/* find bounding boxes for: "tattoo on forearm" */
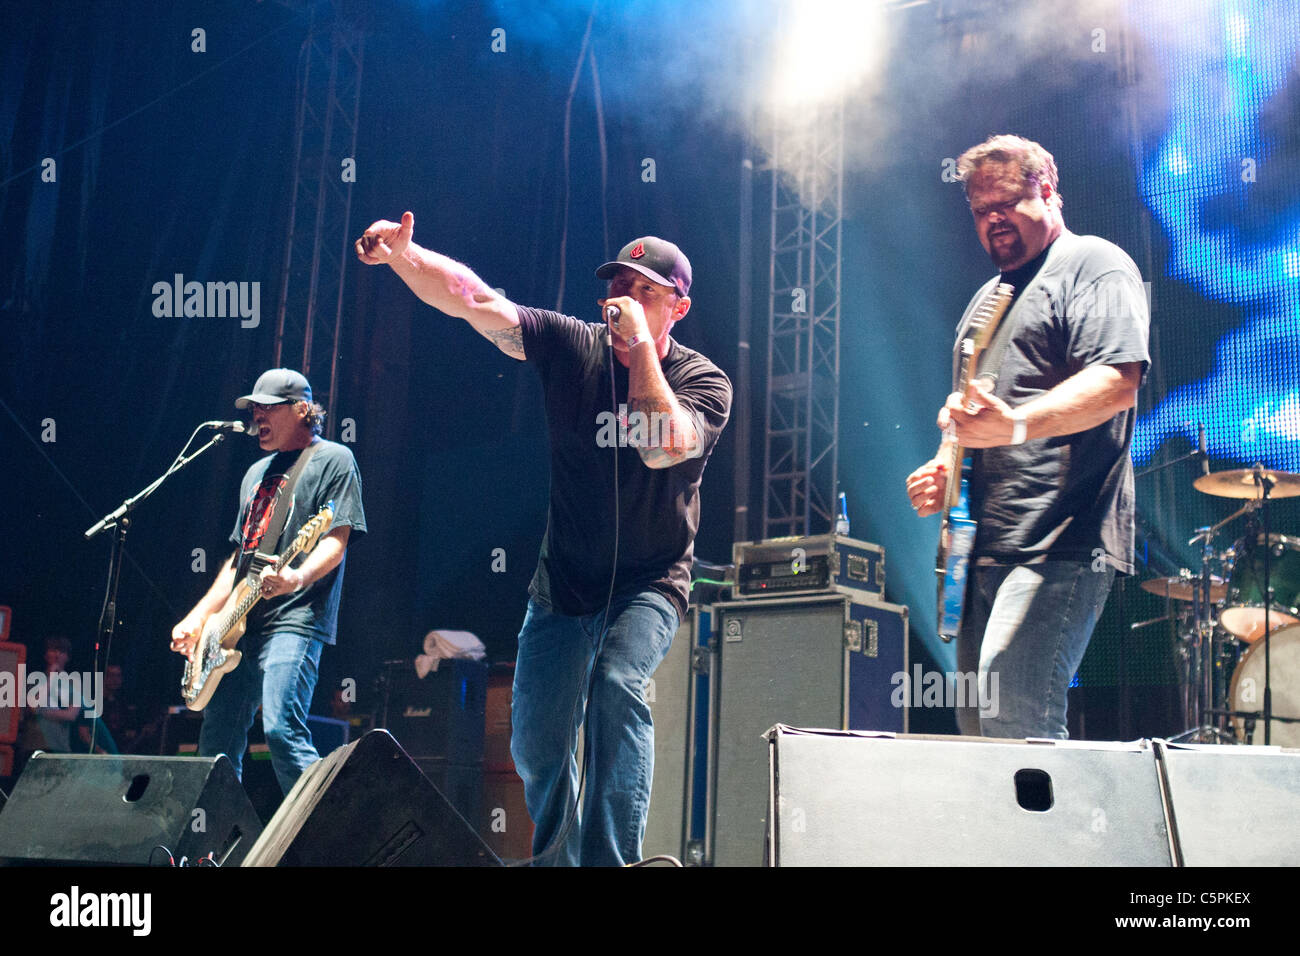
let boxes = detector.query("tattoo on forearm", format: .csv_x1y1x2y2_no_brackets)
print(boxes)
628,396,698,463
479,325,525,358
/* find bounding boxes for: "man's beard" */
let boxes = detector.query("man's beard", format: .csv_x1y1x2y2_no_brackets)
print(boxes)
987,227,1025,269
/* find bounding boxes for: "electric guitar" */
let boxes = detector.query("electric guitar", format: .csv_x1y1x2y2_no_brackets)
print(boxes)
935,283,1015,642
181,503,334,711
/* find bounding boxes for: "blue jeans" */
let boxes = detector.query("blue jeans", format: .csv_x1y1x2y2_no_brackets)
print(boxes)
510,589,678,866
198,631,323,795
956,561,1115,739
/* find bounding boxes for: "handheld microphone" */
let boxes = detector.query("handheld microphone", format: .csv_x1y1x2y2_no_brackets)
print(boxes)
604,304,620,322
1198,423,1209,476
203,420,252,434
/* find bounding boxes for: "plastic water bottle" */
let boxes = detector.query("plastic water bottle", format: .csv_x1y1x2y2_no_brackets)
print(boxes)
835,492,850,536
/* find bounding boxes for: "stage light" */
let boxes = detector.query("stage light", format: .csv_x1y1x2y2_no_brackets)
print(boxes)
767,0,891,113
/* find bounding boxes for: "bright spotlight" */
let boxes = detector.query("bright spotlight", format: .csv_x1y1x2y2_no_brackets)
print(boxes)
768,0,891,113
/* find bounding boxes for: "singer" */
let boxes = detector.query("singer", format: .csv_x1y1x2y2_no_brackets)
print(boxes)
170,368,366,794
356,216,731,865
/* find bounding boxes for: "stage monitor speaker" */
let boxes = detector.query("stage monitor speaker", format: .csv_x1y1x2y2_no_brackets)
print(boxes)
766,726,1173,866
1156,740,1300,865
0,753,263,866
242,729,501,866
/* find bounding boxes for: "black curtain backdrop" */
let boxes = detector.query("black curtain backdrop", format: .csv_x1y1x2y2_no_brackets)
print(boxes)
0,0,745,726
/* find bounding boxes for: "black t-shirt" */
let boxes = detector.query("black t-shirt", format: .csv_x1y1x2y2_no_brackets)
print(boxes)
229,439,366,644
517,306,732,621
952,231,1150,573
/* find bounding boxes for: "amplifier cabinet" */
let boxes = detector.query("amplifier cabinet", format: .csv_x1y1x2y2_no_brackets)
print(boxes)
707,593,907,867
0,642,26,744
642,606,706,863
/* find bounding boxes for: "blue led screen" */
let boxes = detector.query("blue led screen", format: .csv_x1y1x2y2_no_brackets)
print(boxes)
1133,0,1300,474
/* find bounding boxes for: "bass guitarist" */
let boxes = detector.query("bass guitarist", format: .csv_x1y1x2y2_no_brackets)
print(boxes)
170,369,365,793
905,135,1148,740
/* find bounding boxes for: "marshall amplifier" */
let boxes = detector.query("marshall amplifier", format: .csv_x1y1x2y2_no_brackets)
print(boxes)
734,534,884,600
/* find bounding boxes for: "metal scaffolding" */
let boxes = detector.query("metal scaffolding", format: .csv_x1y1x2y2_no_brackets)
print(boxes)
272,1,365,437
761,103,844,538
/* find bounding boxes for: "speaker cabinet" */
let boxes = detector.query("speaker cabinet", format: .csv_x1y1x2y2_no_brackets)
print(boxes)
1156,741,1300,865
766,727,1173,866
709,595,907,867
242,729,501,866
642,606,704,862
0,642,26,744
0,753,263,866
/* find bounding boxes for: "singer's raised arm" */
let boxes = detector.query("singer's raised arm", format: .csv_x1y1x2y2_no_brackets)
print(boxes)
355,211,524,361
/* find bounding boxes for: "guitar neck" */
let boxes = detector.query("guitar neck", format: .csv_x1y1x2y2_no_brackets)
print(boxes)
221,540,309,636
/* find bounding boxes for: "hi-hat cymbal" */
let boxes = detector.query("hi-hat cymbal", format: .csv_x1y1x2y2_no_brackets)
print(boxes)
1193,468,1300,499
1140,575,1227,603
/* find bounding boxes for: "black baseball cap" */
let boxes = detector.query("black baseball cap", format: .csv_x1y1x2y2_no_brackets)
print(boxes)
595,237,692,297
235,368,313,409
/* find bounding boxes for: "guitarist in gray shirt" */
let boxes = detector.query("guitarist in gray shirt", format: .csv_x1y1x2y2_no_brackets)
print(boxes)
171,369,365,792
906,135,1149,739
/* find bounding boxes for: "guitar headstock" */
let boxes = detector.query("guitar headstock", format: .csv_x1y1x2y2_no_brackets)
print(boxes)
292,502,335,556
968,282,1015,352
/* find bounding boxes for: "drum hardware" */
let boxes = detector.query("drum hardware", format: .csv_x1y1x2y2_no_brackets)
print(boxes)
1128,612,1174,630
1164,525,1239,745
1197,465,1300,745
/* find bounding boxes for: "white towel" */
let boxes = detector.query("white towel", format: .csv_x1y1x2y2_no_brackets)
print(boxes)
414,629,486,678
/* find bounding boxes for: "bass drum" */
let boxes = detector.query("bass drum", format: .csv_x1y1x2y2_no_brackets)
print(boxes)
1229,624,1300,747
1221,533,1300,642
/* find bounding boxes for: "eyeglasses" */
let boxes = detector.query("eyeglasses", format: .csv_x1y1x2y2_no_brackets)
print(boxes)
249,401,291,413
969,196,1033,219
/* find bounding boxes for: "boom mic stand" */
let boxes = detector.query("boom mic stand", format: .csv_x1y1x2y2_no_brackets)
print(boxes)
84,425,234,753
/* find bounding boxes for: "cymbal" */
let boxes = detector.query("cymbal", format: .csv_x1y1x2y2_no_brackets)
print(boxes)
1140,575,1227,603
1194,468,1300,499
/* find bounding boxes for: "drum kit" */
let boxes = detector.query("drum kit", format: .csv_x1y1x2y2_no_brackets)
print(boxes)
1139,466,1300,746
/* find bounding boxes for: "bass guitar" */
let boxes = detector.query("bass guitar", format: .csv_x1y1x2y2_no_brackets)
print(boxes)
935,283,1014,641
181,503,334,710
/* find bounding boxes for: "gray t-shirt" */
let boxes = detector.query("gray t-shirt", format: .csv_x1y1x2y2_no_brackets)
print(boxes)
229,439,366,645
953,231,1150,574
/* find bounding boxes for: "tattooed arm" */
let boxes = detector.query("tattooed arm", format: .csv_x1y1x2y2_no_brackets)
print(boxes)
626,342,702,469
356,211,524,360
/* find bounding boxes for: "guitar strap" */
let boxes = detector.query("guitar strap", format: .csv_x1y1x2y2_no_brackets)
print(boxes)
967,238,1061,388
239,440,322,581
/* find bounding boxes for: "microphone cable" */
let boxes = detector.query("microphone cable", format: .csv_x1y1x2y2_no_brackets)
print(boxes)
514,321,622,866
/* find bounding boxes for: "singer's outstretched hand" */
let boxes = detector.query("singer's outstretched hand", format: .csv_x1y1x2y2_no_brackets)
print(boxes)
356,211,414,265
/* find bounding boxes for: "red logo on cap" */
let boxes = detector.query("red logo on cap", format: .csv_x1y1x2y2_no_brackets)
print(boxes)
630,242,645,259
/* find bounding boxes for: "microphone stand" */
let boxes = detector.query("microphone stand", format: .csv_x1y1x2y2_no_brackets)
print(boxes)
83,426,232,753
1256,465,1275,745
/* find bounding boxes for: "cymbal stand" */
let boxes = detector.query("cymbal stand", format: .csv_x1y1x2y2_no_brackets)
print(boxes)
1257,466,1275,744
1170,526,1237,744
